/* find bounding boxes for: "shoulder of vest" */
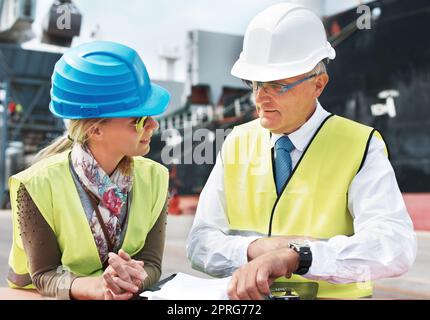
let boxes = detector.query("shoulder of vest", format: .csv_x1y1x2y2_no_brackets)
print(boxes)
133,156,168,176
233,118,261,130
232,116,375,136
222,119,262,148
223,115,378,152
330,115,374,133
231,119,261,133
328,115,387,171
325,115,377,144
226,119,264,141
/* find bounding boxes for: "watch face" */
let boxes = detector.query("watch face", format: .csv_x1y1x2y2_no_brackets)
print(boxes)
289,242,309,250
291,242,301,247
288,243,299,252
289,242,312,276
290,240,308,247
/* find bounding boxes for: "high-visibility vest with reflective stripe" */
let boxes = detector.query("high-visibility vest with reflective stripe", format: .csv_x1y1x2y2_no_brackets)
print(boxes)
222,115,387,299
8,150,168,289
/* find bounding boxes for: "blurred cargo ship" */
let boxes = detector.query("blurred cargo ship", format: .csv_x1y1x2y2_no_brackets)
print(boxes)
149,0,430,196
1,1,429,227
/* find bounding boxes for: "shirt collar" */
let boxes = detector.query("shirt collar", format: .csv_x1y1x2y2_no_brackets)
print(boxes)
270,101,330,152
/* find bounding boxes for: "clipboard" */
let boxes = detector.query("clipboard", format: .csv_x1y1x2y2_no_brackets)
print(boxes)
142,273,177,293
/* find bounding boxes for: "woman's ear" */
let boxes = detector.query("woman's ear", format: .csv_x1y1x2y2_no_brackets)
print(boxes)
314,73,329,99
87,124,103,141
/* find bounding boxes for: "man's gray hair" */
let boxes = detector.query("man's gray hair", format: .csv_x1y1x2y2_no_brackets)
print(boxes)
308,59,328,76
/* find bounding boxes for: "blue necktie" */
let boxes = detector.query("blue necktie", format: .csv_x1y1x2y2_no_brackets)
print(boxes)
275,136,295,195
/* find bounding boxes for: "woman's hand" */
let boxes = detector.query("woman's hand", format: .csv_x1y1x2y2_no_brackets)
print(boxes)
103,249,148,299
70,275,109,300
70,250,148,300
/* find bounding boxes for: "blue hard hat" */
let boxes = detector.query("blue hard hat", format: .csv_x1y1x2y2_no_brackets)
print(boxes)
49,41,170,119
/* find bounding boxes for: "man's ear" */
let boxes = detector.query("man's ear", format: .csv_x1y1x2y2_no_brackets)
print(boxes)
314,73,329,99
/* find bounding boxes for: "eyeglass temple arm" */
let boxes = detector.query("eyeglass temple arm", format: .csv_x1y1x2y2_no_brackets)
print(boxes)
279,74,317,93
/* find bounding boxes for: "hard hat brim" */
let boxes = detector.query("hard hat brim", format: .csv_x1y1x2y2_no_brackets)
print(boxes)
49,83,171,119
231,44,336,82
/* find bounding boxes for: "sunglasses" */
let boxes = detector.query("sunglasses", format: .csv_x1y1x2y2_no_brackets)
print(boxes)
135,116,149,132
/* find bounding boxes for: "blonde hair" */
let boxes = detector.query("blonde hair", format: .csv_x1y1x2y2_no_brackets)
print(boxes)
32,118,133,175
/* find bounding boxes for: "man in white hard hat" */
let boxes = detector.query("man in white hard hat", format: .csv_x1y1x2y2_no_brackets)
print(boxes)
186,3,416,299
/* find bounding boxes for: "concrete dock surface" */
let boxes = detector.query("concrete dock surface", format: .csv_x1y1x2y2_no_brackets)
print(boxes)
1,210,429,299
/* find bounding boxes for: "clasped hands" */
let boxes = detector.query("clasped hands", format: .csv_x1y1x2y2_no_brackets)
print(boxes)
101,249,147,300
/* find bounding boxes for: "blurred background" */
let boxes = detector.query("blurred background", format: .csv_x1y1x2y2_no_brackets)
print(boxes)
0,0,429,299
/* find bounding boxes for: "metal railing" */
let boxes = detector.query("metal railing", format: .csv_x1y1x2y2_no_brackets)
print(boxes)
158,92,254,133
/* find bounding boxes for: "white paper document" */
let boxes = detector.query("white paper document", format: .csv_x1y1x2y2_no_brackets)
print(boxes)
140,273,231,300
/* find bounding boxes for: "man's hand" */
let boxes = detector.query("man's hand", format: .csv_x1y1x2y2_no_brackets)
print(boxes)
247,236,315,261
103,249,148,300
228,248,300,300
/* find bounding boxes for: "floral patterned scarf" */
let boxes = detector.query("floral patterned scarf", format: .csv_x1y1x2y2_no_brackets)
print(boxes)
71,143,133,264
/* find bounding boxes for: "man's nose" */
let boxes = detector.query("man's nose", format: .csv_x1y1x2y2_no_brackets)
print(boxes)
255,87,271,104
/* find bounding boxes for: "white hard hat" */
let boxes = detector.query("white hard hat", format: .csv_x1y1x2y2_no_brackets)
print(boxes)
231,3,336,82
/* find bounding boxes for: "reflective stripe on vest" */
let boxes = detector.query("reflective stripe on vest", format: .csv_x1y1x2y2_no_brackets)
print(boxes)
222,115,387,299
8,150,168,289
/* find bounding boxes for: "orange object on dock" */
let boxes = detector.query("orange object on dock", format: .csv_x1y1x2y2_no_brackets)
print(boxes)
403,193,430,231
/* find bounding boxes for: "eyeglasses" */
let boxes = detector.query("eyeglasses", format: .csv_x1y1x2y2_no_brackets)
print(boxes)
243,74,317,96
135,116,148,132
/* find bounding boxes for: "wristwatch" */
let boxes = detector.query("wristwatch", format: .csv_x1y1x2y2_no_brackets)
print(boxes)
288,242,312,275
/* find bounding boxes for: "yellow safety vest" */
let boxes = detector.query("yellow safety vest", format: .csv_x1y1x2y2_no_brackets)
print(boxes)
8,150,168,289
222,114,387,299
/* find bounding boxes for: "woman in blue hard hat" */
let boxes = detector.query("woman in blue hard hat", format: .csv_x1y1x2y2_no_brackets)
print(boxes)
7,41,171,300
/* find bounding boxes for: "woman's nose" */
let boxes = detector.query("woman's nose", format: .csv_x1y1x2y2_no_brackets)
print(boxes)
146,117,159,131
